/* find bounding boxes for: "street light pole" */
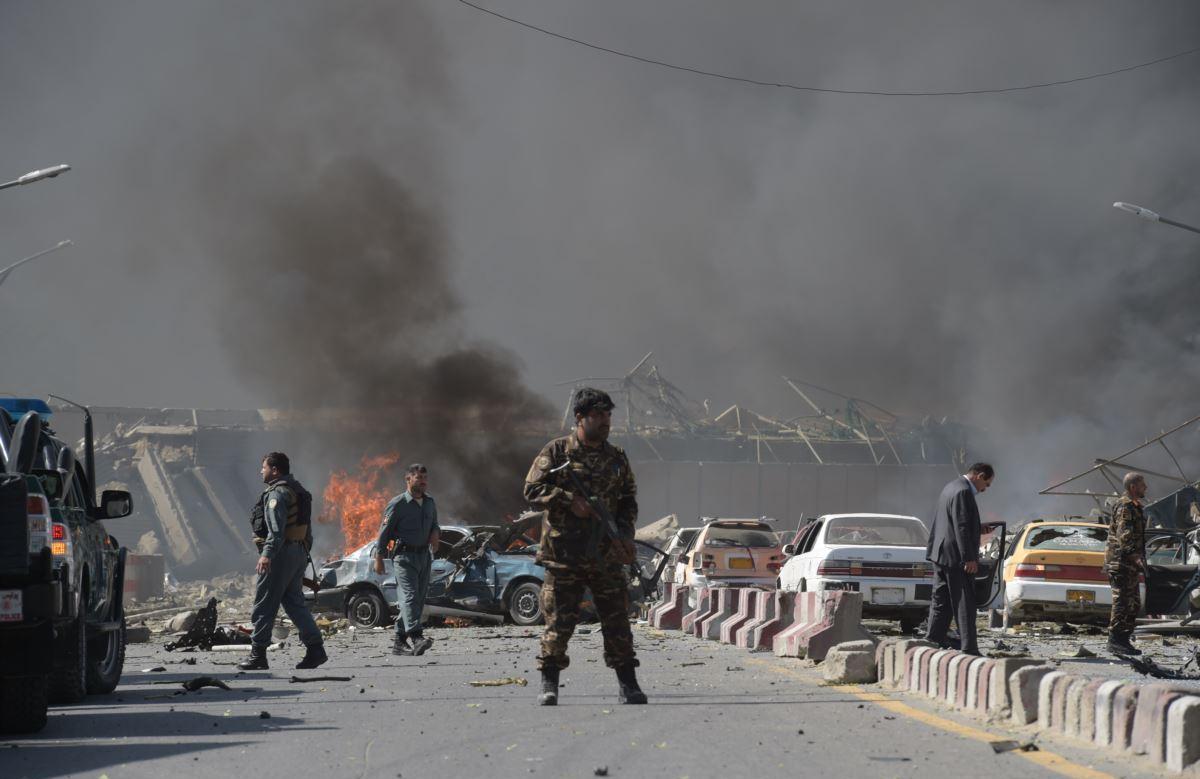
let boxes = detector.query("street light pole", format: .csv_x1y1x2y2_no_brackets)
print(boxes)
0,164,72,191
1113,201,1200,236
0,240,73,288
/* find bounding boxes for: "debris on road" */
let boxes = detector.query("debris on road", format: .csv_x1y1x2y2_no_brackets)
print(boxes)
289,675,354,683
259,711,271,719
165,598,219,651
181,677,232,692
989,740,1039,754
1124,653,1200,681
467,677,528,687
127,625,153,644
1060,644,1096,659
166,610,198,633
140,666,166,673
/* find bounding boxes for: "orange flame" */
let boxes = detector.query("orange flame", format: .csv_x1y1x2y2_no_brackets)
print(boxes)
319,453,404,554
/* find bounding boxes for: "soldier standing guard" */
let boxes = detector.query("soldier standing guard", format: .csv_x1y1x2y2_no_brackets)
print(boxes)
524,388,646,706
239,452,328,671
1106,472,1148,656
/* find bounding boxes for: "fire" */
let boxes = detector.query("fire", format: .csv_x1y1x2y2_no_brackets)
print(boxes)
319,453,404,554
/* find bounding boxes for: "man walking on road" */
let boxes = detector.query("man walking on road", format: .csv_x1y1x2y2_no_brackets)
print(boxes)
374,464,440,657
924,462,993,656
1106,472,1148,656
524,387,645,706
240,452,327,671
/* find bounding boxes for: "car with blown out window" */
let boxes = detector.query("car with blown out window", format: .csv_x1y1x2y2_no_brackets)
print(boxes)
997,519,1138,628
777,513,935,633
307,523,548,627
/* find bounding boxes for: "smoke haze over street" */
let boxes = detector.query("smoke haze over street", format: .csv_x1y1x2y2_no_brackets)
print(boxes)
3,1,1200,516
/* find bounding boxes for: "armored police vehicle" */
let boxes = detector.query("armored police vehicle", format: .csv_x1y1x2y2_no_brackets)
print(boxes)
0,398,133,733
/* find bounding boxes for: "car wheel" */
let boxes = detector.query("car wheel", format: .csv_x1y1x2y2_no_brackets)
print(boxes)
346,589,389,629
0,674,48,734
507,581,543,626
86,619,125,695
50,610,87,703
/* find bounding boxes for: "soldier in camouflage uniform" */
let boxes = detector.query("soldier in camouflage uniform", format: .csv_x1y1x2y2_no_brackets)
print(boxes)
1105,472,1148,656
524,387,645,706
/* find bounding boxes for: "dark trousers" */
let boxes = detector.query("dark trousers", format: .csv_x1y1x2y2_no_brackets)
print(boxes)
393,547,432,639
251,541,322,649
925,561,978,654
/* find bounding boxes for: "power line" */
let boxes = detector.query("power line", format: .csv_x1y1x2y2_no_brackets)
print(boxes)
456,0,1200,97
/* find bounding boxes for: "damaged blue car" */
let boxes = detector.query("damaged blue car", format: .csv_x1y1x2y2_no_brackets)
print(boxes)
306,523,547,627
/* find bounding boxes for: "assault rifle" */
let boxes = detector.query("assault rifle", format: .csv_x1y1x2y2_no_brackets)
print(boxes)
549,460,626,560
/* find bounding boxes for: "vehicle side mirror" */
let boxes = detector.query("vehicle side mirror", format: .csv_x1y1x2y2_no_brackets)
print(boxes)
100,489,132,519
782,544,796,556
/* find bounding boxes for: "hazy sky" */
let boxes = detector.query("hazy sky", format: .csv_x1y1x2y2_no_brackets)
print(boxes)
3,1,1200,510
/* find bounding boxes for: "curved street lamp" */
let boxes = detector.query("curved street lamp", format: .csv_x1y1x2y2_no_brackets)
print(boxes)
1113,201,1200,236
0,240,73,288
0,164,72,191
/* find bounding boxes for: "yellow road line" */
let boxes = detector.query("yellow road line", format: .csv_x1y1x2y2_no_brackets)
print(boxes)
746,658,1111,779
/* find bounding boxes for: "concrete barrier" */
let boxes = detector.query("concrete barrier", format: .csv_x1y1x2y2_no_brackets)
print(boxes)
698,588,738,640
645,584,671,624
1008,665,1055,725
772,591,873,662
859,636,1200,774
733,590,774,649
719,588,759,644
1129,684,1191,761
986,658,1043,719
1167,696,1200,773
1093,680,1126,748
650,584,688,630
740,591,795,652
681,587,714,635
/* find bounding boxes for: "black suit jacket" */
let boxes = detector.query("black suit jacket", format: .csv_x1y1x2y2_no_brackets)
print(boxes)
925,476,981,567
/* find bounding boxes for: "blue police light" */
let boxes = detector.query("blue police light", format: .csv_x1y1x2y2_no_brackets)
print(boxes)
0,398,53,417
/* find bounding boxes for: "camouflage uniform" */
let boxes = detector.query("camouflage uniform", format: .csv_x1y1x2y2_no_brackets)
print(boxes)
524,434,637,670
1105,495,1146,636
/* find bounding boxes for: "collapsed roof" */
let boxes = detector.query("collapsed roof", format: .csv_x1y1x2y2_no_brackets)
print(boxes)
559,352,967,467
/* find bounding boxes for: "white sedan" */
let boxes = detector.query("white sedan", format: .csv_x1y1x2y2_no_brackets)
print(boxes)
777,513,933,632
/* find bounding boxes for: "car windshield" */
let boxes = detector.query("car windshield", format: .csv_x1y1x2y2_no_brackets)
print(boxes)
703,527,778,548
824,517,926,547
1024,525,1107,552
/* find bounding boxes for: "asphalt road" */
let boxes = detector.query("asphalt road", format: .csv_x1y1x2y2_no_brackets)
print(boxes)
0,623,1171,779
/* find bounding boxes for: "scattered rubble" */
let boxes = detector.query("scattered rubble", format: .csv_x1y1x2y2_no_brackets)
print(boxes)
822,640,878,684
467,677,528,687
181,677,232,692
289,676,353,683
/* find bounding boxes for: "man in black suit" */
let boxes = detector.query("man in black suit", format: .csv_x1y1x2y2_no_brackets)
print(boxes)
924,462,994,655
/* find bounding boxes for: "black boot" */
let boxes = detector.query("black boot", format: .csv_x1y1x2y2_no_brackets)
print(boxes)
295,643,328,670
237,645,269,671
410,635,434,656
615,664,647,704
538,668,559,706
392,635,414,656
1107,632,1141,656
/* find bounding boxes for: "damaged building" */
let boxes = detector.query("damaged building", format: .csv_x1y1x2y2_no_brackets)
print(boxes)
45,356,967,581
